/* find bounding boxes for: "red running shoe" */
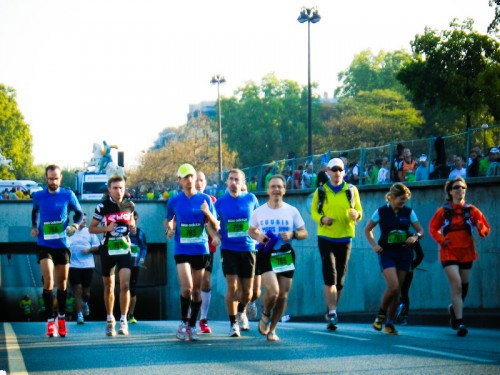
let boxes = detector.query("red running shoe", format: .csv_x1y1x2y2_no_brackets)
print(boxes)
57,317,67,337
46,321,56,337
199,319,212,334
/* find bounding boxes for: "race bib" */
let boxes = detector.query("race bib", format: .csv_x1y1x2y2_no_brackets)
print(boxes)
270,251,295,273
130,244,139,258
107,237,131,256
387,230,407,244
180,223,204,244
227,218,249,238
43,221,65,240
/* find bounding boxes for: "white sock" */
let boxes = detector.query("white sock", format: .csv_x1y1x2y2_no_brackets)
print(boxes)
120,315,127,322
329,309,337,316
107,314,114,322
200,290,211,320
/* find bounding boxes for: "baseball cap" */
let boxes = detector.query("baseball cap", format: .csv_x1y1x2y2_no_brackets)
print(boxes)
490,147,500,154
177,163,196,178
419,154,427,162
327,158,344,170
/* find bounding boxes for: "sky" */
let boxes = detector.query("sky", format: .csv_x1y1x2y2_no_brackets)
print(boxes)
0,0,495,169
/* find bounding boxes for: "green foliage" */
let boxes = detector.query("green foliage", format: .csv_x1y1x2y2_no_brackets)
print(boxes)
488,0,500,34
398,19,500,129
335,49,412,97
222,73,321,166
0,84,35,179
318,90,425,151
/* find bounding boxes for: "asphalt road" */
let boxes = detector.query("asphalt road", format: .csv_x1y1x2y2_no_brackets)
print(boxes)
1,320,499,375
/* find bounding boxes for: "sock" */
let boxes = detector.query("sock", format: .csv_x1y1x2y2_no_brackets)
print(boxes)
43,289,54,321
180,295,191,321
188,300,202,327
107,314,114,322
120,315,127,322
57,289,67,316
462,283,469,302
237,302,246,314
386,319,394,325
200,290,211,320
229,315,237,325
328,309,337,316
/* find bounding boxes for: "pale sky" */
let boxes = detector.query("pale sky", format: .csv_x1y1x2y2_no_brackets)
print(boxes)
0,0,494,169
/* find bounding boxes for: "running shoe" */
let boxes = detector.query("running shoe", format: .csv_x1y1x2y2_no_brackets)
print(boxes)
46,320,56,337
82,302,90,317
448,304,459,330
457,324,468,337
186,326,200,341
238,312,250,331
246,301,258,320
372,314,386,331
325,312,339,330
395,303,406,323
106,319,116,337
176,322,187,340
118,320,129,335
384,323,399,335
229,322,241,337
57,317,67,337
77,312,84,325
258,316,271,336
199,319,212,334
128,315,138,324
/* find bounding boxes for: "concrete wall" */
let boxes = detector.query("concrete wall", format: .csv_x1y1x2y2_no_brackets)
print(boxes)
1,177,498,320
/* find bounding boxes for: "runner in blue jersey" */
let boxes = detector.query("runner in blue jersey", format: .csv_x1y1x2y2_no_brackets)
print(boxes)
249,175,308,342
214,169,260,337
165,163,218,341
31,165,83,338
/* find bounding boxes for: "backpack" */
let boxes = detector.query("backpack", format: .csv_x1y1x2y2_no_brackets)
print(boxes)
317,183,355,214
442,202,473,236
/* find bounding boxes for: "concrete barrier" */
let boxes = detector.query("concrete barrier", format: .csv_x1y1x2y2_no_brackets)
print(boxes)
1,177,498,321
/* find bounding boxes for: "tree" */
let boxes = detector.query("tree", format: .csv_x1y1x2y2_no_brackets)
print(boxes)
488,0,500,34
398,19,500,129
0,84,35,179
318,89,424,151
335,49,412,98
222,73,319,166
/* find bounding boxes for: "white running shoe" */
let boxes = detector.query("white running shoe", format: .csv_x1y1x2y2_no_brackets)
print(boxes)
118,320,129,335
229,322,241,337
246,301,258,320
176,322,187,340
186,326,200,341
82,302,90,317
106,319,116,337
238,312,250,331
77,312,84,325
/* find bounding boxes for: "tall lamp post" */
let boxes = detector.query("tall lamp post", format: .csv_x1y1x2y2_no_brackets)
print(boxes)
481,123,489,152
298,6,321,157
211,74,226,182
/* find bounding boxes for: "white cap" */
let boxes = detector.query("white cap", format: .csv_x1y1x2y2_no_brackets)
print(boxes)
327,158,344,170
419,154,427,162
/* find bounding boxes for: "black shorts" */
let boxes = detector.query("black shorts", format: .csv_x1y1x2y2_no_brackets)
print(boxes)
221,250,256,278
37,245,70,266
205,252,215,273
442,261,473,270
174,254,210,271
318,238,352,288
100,245,132,277
257,245,295,279
69,268,94,288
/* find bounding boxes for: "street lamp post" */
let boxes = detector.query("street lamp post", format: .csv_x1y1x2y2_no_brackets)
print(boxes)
211,74,226,182
298,6,321,157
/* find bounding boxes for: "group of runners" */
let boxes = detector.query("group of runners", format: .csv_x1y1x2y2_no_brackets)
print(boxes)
31,158,490,340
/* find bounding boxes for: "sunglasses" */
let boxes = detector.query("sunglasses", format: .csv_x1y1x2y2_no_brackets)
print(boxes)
330,167,343,172
451,185,467,190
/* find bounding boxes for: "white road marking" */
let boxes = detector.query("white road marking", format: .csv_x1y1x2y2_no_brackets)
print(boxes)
3,323,28,375
395,344,496,363
310,330,371,341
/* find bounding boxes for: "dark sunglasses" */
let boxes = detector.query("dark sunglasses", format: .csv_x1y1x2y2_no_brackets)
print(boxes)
451,185,467,190
330,167,343,172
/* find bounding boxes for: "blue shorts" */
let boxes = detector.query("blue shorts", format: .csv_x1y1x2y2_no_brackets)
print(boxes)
378,246,412,272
